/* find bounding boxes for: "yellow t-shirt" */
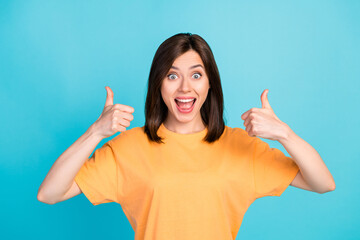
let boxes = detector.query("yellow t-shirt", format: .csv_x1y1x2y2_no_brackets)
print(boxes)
74,123,299,240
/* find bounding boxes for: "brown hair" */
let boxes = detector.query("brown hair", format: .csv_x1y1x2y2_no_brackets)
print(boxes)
144,32,226,144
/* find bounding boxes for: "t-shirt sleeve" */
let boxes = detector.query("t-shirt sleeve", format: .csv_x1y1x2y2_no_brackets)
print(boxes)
252,137,300,198
74,140,119,206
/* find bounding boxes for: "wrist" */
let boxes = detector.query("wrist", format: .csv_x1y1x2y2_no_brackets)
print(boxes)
277,122,293,143
87,122,104,141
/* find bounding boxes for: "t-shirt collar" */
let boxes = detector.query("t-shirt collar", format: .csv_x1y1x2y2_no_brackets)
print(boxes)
157,122,208,142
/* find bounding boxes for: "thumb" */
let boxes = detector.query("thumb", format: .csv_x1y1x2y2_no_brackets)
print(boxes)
261,89,273,111
104,86,114,107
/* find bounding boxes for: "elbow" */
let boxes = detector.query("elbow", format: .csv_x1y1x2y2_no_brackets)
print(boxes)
329,182,336,191
318,182,336,194
37,191,57,205
327,180,336,192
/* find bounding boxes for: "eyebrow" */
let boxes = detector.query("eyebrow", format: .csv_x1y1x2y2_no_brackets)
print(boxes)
170,64,204,70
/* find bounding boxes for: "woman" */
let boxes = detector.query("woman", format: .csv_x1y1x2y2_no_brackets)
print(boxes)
37,33,336,240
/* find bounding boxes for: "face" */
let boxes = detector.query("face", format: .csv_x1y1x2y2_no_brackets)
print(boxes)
161,50,211,127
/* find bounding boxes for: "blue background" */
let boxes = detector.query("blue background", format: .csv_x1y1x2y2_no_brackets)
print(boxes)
1,0,358,239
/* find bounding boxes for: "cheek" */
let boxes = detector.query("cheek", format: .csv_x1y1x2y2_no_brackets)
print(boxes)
196,82,210,97
160,82,168,96
160,85,173,106
199,88,210,104
194,78,209,89
161,82,177,96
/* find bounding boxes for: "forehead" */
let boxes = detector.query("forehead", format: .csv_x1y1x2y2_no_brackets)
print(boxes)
172,50,204,67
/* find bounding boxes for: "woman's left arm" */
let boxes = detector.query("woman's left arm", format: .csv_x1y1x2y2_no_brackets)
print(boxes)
241,89,336,194
278,123,336,193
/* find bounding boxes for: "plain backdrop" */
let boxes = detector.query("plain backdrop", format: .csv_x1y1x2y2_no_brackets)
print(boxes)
0,0,359,239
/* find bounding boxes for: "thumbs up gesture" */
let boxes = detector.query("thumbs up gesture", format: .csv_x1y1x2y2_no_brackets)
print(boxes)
93,86,135,139
240,89,289,141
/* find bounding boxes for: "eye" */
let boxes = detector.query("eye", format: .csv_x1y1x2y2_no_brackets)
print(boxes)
193,72,202,79
167,73,178,80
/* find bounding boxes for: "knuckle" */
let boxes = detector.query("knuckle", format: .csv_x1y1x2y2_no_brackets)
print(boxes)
121,121,128,127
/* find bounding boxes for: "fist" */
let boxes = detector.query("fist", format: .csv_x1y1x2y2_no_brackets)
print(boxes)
241,89,288,141
93,86,135,139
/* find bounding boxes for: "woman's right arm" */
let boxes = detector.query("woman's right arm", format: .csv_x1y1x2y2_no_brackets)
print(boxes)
37,124,104,204
37,86,135,204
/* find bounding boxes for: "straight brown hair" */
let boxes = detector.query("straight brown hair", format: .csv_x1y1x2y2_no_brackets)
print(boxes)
144,33,226,144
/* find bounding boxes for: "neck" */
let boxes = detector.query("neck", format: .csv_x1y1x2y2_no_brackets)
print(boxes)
163,120,206,134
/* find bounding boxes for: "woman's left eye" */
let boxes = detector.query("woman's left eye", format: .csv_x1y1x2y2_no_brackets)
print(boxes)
193,73,202,79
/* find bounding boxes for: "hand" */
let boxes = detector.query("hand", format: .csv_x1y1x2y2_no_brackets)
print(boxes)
92,86,135,139
240,89,289,141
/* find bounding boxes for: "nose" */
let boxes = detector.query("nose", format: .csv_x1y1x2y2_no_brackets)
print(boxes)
178,77,191,92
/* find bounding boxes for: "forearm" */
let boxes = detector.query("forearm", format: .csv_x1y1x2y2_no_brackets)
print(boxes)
37,123,104,203
278,123,336,193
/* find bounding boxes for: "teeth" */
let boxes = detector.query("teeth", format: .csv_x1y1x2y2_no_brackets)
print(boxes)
175,98,195,103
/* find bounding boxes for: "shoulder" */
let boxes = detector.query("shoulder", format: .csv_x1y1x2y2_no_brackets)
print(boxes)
223,125,257,147
224,125,253,140
110,126,148,148
224,125,247,136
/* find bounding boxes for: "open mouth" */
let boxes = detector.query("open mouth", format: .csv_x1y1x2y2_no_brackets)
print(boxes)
174,98,196,109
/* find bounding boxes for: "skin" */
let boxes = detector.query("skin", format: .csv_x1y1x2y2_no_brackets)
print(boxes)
241,89,336,193
161,50,210,134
